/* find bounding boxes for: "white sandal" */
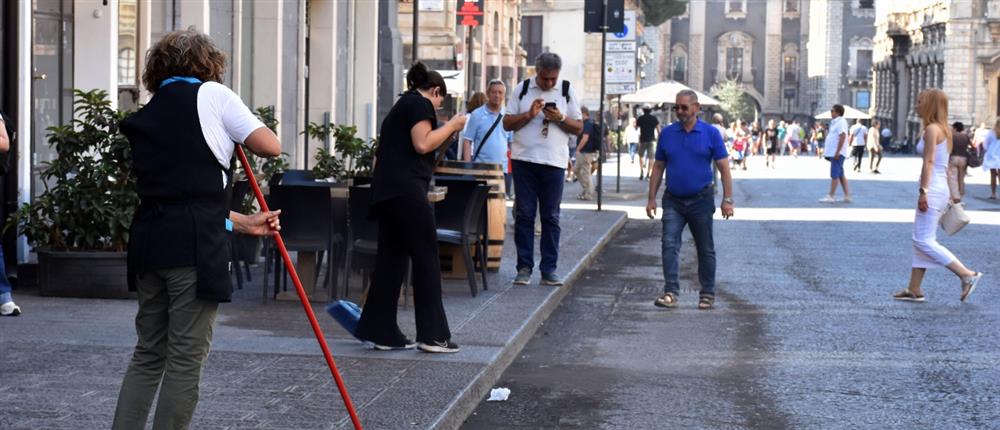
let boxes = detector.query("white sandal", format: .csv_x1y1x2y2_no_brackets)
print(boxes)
961,272,983,302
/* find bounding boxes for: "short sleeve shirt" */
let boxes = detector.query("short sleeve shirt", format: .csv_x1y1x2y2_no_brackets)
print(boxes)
371,91,438,205
824,117,850,157
849,124,868,147
507,77,583,169
637,114,659,143
195,82,267,187
579,119,600,153
462,104,510,170
655,119,728,197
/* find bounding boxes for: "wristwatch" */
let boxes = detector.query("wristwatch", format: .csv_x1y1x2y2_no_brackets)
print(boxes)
722,197,734,204
558,113,566,124
919,187,928,195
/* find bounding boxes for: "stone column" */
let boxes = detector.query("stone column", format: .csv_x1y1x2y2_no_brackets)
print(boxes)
378,0,402,127
351,0,380,141
177,0,210,33
763,0,782,115
308,0,338,150
688,0,706,91
252,1,283,142
74,0,119,109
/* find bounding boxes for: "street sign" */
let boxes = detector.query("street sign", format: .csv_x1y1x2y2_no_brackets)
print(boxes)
456,0,484,27
609,10,636,41
605,41,636,52
607,83,636,95
584,0,625,33
605,51,635,83
419,0,444,11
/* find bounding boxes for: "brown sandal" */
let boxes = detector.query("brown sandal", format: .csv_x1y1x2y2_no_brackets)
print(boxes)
698,295,715,310
892,289,925,302
654,293,678,308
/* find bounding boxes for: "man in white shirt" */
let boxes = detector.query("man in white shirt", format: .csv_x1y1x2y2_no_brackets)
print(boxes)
820,104,852,203
503,52,584,286
848,119,868,172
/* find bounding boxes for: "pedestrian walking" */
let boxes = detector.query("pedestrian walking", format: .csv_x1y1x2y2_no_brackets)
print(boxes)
849,119,868,172
574,107,599,200
812,123,826,159
462,80,511,174
982,119,1000,200
947,122,972,199
819,105,852,203
356,62,467,354
777,120,788,156
112,29,283,430
868,120,884,174
881,125,893,149
749,121,762,158
645,90,734,310
786,120,803,157
636,105,659,180
893,89,982,302
0,110,18,317
625,117,639,163
765,119,779,168
504,52,583,286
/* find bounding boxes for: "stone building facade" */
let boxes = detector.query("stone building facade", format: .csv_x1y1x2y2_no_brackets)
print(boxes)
664,0,875,122
398,0,526,109
872,0,1000,145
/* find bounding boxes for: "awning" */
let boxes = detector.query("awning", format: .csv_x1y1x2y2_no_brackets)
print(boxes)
814,105,871,120
620,80,721,107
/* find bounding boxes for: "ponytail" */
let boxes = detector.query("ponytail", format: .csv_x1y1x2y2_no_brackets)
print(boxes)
406,62,447,95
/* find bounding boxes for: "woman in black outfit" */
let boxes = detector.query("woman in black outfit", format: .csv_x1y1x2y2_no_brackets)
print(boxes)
355,63,467,353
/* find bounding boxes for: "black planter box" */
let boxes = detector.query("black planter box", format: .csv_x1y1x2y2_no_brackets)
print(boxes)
37,250,131,299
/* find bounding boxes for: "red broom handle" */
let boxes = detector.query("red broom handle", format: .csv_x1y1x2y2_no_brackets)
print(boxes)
236,146,363,430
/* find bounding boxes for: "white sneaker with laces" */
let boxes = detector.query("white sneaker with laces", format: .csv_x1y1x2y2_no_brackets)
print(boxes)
818,195,836,203
0,301,21,316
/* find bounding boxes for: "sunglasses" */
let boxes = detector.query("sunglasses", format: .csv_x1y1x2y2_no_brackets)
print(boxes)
671,104,691,112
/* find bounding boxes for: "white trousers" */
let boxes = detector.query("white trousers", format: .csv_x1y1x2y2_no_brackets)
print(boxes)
911,189,957,268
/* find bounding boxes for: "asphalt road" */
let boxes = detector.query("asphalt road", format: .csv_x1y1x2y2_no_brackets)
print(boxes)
464,154,1000,429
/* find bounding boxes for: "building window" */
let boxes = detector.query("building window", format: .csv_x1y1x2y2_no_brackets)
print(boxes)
118,0,138,86
783,55,796,82
726,0,747,18
671,44,687,82
858,0,874,8
118,48,136,85
509,18,515,50
856,49,873,79
856,90,870,109
726,48,743,80
521,15,543,66
785,1,798,13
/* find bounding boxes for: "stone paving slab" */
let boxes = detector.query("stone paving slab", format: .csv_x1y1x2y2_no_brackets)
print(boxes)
0,178,627,430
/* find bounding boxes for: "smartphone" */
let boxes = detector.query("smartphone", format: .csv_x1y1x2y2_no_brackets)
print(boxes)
544,102,557,109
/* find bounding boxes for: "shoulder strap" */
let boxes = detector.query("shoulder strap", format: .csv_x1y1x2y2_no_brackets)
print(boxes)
472,113,504,162
518,79,530,101
562,80,571,104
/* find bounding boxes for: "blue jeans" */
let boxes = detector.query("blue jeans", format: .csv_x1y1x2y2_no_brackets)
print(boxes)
0,245,11,302
512,160,564,275
628,142,637,161
661,187,716,297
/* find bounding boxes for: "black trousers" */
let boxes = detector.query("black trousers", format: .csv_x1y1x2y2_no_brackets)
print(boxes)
355,196,451,345
851,146,866,170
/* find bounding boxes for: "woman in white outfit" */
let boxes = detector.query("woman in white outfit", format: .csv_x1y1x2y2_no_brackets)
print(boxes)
981,119,1000,199
893,89,983,302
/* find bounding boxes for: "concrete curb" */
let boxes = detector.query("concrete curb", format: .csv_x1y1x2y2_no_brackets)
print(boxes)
429,211,629,430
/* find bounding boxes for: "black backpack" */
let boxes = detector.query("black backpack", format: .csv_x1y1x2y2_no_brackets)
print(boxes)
518,79,572,105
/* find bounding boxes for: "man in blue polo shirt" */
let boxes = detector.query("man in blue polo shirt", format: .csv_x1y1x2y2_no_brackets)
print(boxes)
645,90,734,310
463,79,511,173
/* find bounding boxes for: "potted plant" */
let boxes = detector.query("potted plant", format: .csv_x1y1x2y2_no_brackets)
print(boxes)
5,89,137,298
304,123,376,183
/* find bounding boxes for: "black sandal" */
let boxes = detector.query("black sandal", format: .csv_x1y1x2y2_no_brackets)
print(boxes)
698,295,715,310
654,293,678,308
892,289,925,302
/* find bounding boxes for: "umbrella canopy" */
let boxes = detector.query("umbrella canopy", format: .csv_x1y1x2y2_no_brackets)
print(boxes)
620,80,721,107
814,105,871,120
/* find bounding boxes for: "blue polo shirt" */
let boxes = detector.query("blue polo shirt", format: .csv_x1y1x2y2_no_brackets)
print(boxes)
462,104,511,170
655,119,728,197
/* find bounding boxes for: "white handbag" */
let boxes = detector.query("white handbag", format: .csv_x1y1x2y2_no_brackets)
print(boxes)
940,202,970,235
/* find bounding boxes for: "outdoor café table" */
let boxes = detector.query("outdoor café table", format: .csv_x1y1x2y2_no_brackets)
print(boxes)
261,181,446,301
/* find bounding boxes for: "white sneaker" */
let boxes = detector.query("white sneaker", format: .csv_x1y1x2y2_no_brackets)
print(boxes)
0,301,21,316
842,195,853,203
818,195,836,203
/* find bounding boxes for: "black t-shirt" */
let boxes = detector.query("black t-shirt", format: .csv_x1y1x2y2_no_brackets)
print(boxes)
371,91,437,205
637,114,659,143
766,128,779,149
952,132,972,157
579,119,601,153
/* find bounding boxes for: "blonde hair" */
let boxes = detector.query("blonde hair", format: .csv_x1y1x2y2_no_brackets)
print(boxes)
916,88,952,150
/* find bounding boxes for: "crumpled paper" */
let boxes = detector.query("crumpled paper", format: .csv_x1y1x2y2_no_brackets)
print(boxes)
486,387,511,402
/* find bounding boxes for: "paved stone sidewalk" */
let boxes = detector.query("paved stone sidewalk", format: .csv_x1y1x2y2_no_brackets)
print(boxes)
0,177,628,430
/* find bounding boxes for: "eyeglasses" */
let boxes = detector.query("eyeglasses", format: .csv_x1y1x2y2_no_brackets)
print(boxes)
671,104,691,112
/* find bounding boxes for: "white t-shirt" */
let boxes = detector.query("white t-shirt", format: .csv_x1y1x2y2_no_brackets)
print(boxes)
624,125,640,144
786,124,801,141
197,81,267,186
507,77,583,169
849,123,868,147
824,117,850,158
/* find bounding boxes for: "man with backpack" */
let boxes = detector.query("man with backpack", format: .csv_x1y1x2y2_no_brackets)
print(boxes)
503,52,583,287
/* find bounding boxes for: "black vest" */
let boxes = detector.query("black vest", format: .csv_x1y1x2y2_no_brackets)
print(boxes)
121,82,235,302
